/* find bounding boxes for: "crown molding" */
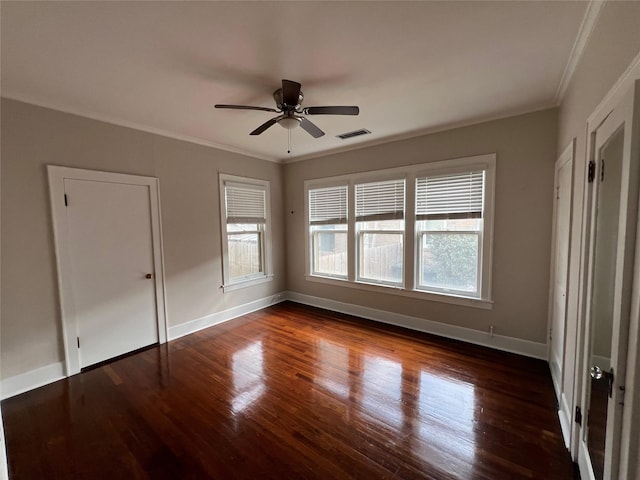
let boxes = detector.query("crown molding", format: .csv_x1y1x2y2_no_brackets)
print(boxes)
554,1,605,104
1,93,279,163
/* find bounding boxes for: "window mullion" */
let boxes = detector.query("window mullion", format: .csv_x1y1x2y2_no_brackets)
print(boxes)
405,173,416,291
347,181,356,282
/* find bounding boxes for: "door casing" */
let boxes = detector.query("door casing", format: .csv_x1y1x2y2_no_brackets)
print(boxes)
48,166,168,376
548,140,575,448
575,79,640,480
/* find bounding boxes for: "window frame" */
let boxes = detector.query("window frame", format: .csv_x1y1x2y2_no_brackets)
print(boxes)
308,184,349,279
219,173,273,292
311,228,348,279
357,229,405,286
354,178,406,287
304,154,495,309
417,228,482,296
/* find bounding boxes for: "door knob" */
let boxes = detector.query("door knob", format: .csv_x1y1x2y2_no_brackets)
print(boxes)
145,273,153,279
590,365,603,380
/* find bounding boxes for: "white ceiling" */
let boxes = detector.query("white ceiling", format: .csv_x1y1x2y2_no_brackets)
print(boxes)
1,1,590,163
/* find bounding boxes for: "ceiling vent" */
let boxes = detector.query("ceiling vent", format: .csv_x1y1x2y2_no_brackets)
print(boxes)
336,129,371,140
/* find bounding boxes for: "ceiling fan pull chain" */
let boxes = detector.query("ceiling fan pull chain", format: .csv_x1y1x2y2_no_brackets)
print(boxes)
287,128,292,154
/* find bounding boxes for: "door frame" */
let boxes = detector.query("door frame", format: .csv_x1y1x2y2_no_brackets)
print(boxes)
547,139,575,448
575,76,640,479
48,166,168,376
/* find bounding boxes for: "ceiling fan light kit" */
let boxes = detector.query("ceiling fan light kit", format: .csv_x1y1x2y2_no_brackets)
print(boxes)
215,79,360,139
278,116,301,130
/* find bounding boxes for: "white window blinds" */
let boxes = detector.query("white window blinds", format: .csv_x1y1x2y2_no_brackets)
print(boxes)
309,185,348,225
416,171,484,220
355,179,405,222
225,182,266,224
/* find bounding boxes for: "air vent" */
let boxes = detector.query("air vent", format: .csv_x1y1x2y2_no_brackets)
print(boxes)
336,129,371,140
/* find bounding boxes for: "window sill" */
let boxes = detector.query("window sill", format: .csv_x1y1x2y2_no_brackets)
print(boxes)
304,274,493,310
222,275,273,293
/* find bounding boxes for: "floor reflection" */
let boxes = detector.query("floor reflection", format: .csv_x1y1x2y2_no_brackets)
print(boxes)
231,340,265,414
316,339,350,398
3,303,575,479
418,371,476,475
310,333,477,475
362,356,403,428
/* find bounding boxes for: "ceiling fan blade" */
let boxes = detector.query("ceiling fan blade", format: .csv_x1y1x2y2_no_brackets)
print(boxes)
299,117,325,138
282,79,302,107
215,104,279,113
250,117,280,135
304,106,360,115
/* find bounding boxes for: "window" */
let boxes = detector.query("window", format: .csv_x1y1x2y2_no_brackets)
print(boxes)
305,154,495,308
416,171,484,296
355,179,405,285
309,185,348,278
220,175,271,290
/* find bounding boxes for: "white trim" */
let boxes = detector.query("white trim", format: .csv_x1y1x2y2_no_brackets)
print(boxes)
558,392,572,449
305,274,493,310
168,293,286,340
47,166,169,376
219,173,273,290
578,440,597,480
547,139,575,449
0,405,8,480
0,294,287,399
570,55,640,461
587,50,640,127
577,79,640,479
1,92,276,163
286,291,546,359
222,275,274,293
555,1,605,103
304,153,496,307
283,106,556,165
303,153,494,186
1,362,65,400
1,96,556,166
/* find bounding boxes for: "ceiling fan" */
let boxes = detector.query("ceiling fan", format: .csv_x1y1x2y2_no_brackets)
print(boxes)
215,79,359,138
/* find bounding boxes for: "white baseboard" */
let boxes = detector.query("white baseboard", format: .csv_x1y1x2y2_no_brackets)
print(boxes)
1,362,65,400
578,440,596,480
0,293,287,399
1,290,543,400
286,291,547,359
0,404,8,480
168,292,286,340
558,392,572,449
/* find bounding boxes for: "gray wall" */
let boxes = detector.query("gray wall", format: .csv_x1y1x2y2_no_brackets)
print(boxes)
283,108,558,344
1,98,286,379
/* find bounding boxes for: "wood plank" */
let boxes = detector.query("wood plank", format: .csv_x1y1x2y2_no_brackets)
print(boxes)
2,302,577,479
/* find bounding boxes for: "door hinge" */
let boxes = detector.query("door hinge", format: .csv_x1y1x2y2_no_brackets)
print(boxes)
556,186,560,200
588,160,596,183
77,336,80,348
575,406,582,425
64,194,68,206
600,158,605,182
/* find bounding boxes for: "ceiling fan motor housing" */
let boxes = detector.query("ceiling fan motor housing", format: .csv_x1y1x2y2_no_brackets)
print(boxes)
274,88,304,111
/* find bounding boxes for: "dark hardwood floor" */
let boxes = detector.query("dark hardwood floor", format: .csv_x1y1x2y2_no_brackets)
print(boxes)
2,301,577,479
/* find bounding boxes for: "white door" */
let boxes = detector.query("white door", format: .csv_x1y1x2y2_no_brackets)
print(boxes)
578,80,640,480
49,166,167,375
64,179,159,368
549,142,574,446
